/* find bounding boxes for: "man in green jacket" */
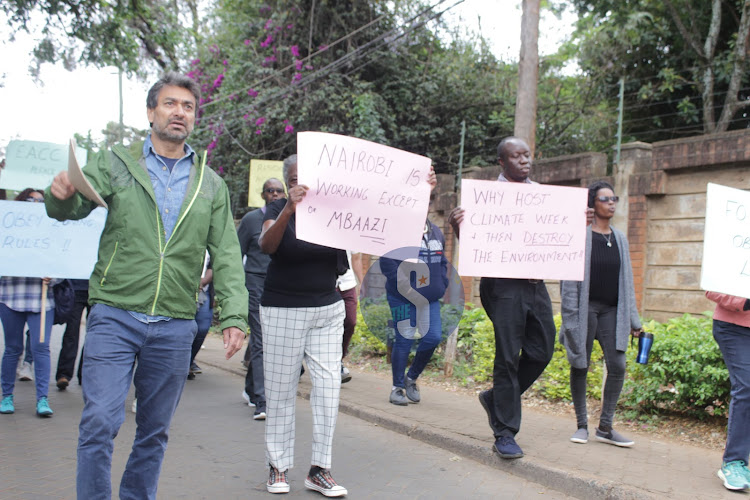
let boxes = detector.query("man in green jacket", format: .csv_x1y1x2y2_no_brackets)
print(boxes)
46,72,248,500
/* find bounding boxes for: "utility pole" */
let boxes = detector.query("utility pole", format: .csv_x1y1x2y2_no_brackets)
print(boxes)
119,69,125,143
444,121,466,378
514,0,540,156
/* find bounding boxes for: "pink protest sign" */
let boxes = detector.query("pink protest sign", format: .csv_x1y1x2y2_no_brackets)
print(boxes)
295,132,432,256
458,179,588,280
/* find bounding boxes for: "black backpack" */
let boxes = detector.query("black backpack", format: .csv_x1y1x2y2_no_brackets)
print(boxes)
53,279,77,325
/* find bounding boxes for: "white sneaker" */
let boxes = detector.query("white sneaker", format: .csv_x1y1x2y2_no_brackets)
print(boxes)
131,399,137,414
242,390,256,407
18,362,33,381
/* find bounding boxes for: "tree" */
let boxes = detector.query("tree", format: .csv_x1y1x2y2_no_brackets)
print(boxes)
569,0,750,143
2,0,203,77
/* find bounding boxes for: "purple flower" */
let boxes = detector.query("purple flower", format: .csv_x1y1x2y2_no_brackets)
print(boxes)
264,19,273,30
293,73,302,81
222,59,228,66
208,139,217,151
255,129,262,135
295,59,303,70
247,88,258,97
290,45,300,57
260,35,274,48
255,116,266,126
191,58,200,65
286,23,294,30
218,166,225,173
243,114,249,120
305,64,314,71
285,124,294,133
212,73,224,90
262,55,277,66
244,39,251,46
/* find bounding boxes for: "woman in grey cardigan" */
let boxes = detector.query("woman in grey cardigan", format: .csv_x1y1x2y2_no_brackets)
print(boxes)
560,180,642,447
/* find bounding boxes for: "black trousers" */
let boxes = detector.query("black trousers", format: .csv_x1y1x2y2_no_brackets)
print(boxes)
56,289,90,381
480,278,556,438
244,274,266,406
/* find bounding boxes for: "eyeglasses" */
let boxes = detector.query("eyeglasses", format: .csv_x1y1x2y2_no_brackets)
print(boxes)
596,196,619,203
263,188,284,194
25,196,45,203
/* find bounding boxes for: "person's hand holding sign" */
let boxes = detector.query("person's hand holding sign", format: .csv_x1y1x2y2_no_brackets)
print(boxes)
50,171,77,200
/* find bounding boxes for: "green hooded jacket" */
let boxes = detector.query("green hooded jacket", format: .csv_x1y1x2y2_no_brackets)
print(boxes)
44,141,248,333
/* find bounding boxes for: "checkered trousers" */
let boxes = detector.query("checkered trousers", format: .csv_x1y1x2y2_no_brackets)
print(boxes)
261,301,345,471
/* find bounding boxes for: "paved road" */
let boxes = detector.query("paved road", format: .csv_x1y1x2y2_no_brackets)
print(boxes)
0,326,573,499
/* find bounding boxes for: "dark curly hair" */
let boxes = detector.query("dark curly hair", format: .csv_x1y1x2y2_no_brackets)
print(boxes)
587,180,615,208
14,188,43,202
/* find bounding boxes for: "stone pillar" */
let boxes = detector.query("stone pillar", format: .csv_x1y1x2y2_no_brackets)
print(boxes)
613,142,652,235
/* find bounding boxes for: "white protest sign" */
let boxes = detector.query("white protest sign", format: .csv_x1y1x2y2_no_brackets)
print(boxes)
701,183,750,298
0,200,106,279
2,140,87,191
458,179,588,280
295,132,432,256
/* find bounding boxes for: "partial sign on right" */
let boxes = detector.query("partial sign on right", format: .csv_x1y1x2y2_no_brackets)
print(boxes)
701,182,750,299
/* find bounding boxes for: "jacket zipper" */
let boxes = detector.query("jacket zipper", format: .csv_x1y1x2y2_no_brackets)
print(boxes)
150,153,207,315
100,241,119,286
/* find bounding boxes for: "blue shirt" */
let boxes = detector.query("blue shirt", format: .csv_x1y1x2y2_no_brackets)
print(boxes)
129,135,195,324
143,134,195,241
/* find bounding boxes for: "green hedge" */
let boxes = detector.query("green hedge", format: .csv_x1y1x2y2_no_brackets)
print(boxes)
351,304,731,418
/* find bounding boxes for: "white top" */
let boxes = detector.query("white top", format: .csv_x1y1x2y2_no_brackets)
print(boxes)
336,250,357,291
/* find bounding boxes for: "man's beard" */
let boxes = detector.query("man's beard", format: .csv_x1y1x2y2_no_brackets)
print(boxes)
154,121,191,143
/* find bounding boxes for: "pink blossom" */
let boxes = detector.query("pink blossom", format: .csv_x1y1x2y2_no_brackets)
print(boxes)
207,139,217,151
191,58,200,65
244,39,251,46
293,73,302,81
255,129,262,135
286,24,294,30
295,59,303,70
212,73,224,90
255,117,266,126
264,19,273,30
262,55,277,66
284,124,294,133
283,119,289,124
243,114,250,120
222,59,228,66
318,44,328,51
260,35,274,48
290,45,300,57
247,88,258,98
305,64,314,71
218,166,225,173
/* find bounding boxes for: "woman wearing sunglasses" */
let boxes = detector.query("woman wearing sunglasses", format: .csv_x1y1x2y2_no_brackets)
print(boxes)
0,188,56,417
559,180,642,447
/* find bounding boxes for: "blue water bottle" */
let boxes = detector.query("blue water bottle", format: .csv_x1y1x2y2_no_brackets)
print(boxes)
636,331,654,364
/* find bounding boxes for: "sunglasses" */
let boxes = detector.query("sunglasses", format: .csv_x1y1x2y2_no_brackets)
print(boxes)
25,196,45,203
263,188,284,194
596,195,619,203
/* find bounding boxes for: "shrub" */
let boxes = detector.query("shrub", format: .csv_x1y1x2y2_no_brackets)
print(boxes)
350,303,387,356
620,313,730,418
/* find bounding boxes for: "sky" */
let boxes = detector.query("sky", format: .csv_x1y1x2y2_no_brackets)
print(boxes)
0,0,577,151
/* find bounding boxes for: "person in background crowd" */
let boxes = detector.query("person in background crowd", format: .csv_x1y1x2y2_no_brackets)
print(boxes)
238,177,286,421
188,255,213,380
45,71,248,500
381,213,446,406
560,180,642,447
706,291,750,491
55,279,90,389
337,251,362,384
0,188,56,417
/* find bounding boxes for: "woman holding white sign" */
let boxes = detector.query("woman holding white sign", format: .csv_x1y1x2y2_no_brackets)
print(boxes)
0,188,56,417
560,180,641,447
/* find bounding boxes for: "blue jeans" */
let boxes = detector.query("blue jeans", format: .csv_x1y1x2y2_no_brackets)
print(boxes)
77,304,196,500
390,300,442,388
0,303,53,400
713,319,750,464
